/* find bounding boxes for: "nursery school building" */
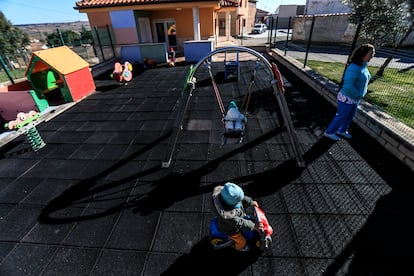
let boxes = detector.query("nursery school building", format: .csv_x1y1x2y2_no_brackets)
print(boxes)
74,0,259,64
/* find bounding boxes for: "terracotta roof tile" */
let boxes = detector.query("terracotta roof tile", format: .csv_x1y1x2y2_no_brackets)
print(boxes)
75,0,238,9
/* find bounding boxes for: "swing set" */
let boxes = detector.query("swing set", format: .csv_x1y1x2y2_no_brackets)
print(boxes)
161,46,305,169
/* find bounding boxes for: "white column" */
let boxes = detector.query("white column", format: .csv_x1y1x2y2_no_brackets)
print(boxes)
226,12,231,40
192,7,201,40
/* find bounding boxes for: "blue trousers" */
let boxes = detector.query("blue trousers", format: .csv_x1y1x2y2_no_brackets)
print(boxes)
326,100,358,134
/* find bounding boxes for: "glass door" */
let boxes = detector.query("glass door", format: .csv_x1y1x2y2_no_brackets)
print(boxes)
155,20,176,49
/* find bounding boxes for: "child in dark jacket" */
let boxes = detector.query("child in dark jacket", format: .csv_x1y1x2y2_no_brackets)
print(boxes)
212,182,263,251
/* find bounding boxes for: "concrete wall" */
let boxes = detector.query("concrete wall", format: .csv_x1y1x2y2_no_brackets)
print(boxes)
292,14,355,45
269,48,414,171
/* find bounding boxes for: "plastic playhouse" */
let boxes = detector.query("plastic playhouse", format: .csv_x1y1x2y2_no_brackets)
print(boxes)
1,46,96,125
25,46,96,104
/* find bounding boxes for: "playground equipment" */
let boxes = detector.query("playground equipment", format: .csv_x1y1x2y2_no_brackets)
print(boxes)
111,61,133,83
25,46,95,104
4,111,46,152
161,46,305,168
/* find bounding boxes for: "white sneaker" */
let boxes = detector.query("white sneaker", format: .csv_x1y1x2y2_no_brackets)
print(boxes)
324,132,341,141
337,131,352,139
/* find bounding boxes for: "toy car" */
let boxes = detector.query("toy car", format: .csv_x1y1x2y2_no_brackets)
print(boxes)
209,206,273,251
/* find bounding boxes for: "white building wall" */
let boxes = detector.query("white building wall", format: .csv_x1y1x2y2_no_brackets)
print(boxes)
275,5,299,18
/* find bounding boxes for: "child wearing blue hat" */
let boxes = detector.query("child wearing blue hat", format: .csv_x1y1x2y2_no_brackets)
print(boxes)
212,182,263,251
224,101,247,133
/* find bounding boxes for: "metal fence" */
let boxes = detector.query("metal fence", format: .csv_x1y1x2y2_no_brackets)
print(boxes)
0,26,114,85
267,15,414,129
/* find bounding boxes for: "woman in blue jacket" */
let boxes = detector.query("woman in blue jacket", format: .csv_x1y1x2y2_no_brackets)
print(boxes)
324,44,375,141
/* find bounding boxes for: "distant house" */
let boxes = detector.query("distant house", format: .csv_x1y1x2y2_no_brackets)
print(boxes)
255,8,270,25
74,0,258,55
271,5,305,28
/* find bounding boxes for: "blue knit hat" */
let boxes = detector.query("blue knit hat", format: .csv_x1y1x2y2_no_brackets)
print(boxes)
221,182,244,206
228,101,238,111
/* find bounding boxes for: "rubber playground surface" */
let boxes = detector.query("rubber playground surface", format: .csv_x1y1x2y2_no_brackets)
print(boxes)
0,50,413,275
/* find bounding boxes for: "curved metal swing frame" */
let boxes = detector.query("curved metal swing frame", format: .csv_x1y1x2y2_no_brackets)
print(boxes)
161,46,305,168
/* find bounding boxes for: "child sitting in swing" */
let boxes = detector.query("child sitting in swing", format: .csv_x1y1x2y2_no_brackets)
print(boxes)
224,101,247,134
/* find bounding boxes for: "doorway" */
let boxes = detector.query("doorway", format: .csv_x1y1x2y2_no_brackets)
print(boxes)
155,20,177,49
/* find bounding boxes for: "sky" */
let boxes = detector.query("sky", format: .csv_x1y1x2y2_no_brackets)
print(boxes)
257,0,306,13
0,0,306,25
0,0,88,25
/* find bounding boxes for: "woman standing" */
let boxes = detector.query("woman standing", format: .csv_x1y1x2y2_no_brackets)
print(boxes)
324,43,375,141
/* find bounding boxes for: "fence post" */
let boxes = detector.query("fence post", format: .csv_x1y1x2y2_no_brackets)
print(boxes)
268,17,274,48
348,15,364,63
284,17,292,55
0,55,14,84
94,26,106,62
339,15,364,89
57,28,65,46
273,16,279,48
106,24,116,58
303,15,315,68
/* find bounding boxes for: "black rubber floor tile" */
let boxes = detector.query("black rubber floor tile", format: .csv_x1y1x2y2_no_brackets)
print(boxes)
91,249,147,276
45,130,94,144
93,144,129,161
22,159,89,180
83,131,116,144
205,160,243,183
22,207,84,244
41,247,100,276
0,244,57,275
0,205,42,241
103,160,146,181
142,252,182,275
120,120,145,131
263,214,301,257
0,159,39,178
252,257,306,276
67,144,103,160
85,180,135,210
62,209,119,247
105,130,137,146
132,130,165,144
0,177,43,204
318,184,368,215
291,214,352,258
106,210,160,250
0,242,15,263
309,161,350,184
43,144,79,159
22,178,75,205
153,212,202,253
163,193,204,213
175,143,209,160
255,191,287,214
303,258,351,276
76,159,116,179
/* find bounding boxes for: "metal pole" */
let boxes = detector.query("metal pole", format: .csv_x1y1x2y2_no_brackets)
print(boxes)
0,55,14,84
284,17,292,56
106,24,116,58
94,26,106,62
57,28,65,46
303,15,315,68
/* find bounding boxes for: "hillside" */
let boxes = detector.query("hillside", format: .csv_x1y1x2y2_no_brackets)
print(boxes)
15,21,90,41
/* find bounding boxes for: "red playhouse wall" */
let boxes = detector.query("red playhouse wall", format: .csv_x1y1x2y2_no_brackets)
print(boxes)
64,67,96,101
